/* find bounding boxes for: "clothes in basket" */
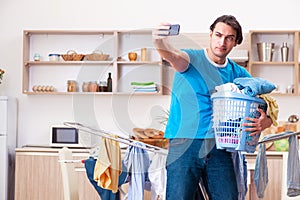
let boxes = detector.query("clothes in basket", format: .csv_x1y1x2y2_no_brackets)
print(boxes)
211,91,267,153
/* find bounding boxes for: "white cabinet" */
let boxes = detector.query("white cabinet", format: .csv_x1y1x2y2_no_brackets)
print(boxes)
22,30,162,95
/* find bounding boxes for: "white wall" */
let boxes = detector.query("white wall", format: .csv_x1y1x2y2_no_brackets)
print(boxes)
1,0,300,146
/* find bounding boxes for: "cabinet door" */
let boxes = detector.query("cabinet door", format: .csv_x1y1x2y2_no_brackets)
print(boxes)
246,154,283,200
15,153,64,200
14,151,99,200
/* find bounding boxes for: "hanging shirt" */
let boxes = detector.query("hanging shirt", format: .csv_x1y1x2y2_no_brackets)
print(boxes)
94,136,122,193
123,142,151,200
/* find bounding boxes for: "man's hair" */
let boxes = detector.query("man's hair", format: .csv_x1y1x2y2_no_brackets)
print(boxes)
210,15,243,45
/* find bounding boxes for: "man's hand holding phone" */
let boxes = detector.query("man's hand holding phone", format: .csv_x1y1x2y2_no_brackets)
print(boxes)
153,23,180,40
163,24,180,36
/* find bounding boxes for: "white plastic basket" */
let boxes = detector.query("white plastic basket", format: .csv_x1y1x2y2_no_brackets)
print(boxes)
211,91,267,153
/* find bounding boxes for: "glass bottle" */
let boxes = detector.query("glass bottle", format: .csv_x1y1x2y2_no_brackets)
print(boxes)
107,72,112,92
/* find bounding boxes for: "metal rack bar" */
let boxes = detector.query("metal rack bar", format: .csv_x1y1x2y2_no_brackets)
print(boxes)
63,122,168,155
258,131,300,144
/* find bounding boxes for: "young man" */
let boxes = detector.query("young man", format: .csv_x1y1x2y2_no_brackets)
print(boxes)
152,15,272,200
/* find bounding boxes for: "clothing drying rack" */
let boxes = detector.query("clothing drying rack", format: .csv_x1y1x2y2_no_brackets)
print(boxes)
63,122,168,155
258,131,300,144
60,122,209,200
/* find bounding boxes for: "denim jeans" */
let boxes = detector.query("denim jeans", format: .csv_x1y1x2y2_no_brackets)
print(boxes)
166,138,238,200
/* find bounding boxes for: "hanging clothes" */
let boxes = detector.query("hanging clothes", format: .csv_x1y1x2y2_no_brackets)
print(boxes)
232,151,248,200
254,143,268,198
94,136,122,193
123,141,151,200
148,153,167,200
287,134,300,197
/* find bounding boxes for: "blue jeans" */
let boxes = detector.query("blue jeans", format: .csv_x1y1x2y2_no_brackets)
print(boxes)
166,138,238,200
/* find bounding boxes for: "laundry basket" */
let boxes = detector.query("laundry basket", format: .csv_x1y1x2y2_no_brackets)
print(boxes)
211,91,267,153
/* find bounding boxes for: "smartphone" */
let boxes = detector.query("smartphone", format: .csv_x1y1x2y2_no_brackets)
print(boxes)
159,24,180,36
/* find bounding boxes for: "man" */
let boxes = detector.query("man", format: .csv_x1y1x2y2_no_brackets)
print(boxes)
152,15,272,200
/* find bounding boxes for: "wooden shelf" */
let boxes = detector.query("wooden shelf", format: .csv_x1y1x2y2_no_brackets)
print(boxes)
249,61,295,65
22,30,163,95
248,30,300,95
25,61,114,66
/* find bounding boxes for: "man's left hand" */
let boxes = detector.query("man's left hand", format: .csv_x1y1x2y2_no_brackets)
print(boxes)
243,108,272,136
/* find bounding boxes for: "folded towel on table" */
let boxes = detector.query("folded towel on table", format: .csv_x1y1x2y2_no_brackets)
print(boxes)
233,77,276,96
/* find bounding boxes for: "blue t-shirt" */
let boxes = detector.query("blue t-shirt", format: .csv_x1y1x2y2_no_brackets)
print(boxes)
164,49,251,139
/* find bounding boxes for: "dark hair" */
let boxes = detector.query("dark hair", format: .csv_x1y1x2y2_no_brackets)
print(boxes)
210,15,243,45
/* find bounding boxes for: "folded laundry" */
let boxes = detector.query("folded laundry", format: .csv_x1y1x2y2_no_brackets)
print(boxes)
131,81,157,92
131,81,155,86
133,88,157,92
233,77,276,96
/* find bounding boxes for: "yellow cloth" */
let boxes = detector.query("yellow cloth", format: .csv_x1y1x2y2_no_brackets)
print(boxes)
259,94,279,126
93,136,121,193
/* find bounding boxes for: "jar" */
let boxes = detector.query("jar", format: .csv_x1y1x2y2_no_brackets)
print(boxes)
34,53,41,61
82,82,89,92
67,80,77,92
88,81,98,92
49,54,60,61
99,81,107,92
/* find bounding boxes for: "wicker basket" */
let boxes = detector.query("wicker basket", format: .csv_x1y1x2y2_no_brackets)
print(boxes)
85,51,109,61
61,50,85,61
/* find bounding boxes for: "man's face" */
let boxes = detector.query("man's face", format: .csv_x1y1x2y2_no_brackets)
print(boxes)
209,22,238,63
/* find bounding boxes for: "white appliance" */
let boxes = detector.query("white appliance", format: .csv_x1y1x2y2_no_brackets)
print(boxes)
0,96,17,200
